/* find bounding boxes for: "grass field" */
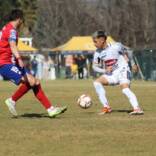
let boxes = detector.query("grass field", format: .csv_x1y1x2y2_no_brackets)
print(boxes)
0,80,156,156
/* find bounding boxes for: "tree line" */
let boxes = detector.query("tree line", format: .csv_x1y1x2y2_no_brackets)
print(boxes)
0,0,156,49
0,0,37,36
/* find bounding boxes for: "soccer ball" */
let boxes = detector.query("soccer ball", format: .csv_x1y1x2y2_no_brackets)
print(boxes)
77,94,92,109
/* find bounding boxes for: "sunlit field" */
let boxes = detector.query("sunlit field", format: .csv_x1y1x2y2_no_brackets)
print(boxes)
0,80,156,156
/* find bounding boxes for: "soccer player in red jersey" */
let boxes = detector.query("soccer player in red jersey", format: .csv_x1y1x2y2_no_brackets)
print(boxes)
0,9,67,117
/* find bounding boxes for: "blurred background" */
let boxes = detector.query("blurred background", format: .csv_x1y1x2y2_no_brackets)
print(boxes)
0,0,156,80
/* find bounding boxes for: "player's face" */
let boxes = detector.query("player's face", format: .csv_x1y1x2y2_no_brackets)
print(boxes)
93,37,106,49
17,18,24,29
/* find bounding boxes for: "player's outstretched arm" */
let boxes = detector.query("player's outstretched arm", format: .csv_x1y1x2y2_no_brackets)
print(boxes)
9,41,24,68
92,62,106,73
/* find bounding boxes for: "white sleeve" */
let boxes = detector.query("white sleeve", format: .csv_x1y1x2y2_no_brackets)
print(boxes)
93,52,99,64
92,64,106,73
92,52,105,73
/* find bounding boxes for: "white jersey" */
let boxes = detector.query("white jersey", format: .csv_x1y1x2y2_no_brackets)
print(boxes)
93,42,131,85
93,49,104,67
96,42,128,72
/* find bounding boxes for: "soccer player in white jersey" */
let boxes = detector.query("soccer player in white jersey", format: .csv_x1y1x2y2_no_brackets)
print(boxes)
92,30,143,115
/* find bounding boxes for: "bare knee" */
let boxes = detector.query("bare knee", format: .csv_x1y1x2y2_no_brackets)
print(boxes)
95,76,109,85
120,83,130,89
29,77,36,86
35,79,40,85
31,78,41,86
24,74,40,87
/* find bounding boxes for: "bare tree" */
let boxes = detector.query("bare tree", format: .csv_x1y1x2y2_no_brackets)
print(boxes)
33,0,156,49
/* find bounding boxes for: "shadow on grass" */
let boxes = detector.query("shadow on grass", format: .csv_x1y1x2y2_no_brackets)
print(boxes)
112,109,131,113
20,113,47,118
17,113,60,119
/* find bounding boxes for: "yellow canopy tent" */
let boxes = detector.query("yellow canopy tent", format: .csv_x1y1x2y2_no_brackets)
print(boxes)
51,36,115,51
18,40,37,52
51,43,67,52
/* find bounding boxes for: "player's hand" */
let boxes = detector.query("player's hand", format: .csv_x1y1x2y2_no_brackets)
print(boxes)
17,57,24,68
106,66,113,73
132,65,138,73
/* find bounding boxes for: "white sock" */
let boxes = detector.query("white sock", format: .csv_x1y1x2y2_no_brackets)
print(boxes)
47,106,55,113
122,88,139,109
9,98,16,106
93,81,109,108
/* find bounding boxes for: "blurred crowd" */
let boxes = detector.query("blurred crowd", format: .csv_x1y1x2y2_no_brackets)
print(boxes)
29,54,56,80
0,53,102,81
64,54,93,79
23,53,95,80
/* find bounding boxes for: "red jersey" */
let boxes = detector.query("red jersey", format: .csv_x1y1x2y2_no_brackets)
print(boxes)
0,22,18,66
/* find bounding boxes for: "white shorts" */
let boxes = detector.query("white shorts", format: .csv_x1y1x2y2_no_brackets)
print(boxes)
102,66,131,85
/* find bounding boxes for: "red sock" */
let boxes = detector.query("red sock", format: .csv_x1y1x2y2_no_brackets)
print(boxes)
32,84,52,109
12,83,31,102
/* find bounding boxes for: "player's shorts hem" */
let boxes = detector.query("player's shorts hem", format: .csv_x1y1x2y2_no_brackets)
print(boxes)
0,64,29,85
119,80,131,85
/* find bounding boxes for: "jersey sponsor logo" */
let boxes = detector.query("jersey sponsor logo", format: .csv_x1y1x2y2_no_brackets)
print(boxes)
105,59,117,66
10,66,21,75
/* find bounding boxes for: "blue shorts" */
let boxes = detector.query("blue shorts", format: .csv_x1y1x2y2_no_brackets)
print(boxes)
0,64,30,85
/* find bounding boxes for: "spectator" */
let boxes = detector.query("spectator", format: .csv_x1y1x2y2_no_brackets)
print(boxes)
76,55,86,79
47,56,56,80
31,55,38,77
65,55,73,79
71,59,78,79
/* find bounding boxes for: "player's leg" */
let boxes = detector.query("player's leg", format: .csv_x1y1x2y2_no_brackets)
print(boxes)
93,75,112,114
121,83,143,115
119,68,143,115
5,66,55,111
5,81,31,116
18,72,66,117
0,64,27,116
2,65,66,117
24,73,67,117
8,71,63,117
12,82,31,102
7,67,33,105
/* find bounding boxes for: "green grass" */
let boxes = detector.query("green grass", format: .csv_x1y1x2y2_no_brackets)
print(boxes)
0,80,156,156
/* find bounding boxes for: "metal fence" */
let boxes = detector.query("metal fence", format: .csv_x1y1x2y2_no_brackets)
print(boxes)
52,50,156,81
134,49,156,81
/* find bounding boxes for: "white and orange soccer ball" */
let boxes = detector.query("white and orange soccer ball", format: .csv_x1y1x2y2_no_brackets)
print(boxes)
77,94,92,109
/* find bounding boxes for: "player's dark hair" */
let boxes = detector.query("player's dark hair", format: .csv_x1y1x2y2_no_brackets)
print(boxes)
92,30,107,40
9,9,24,21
